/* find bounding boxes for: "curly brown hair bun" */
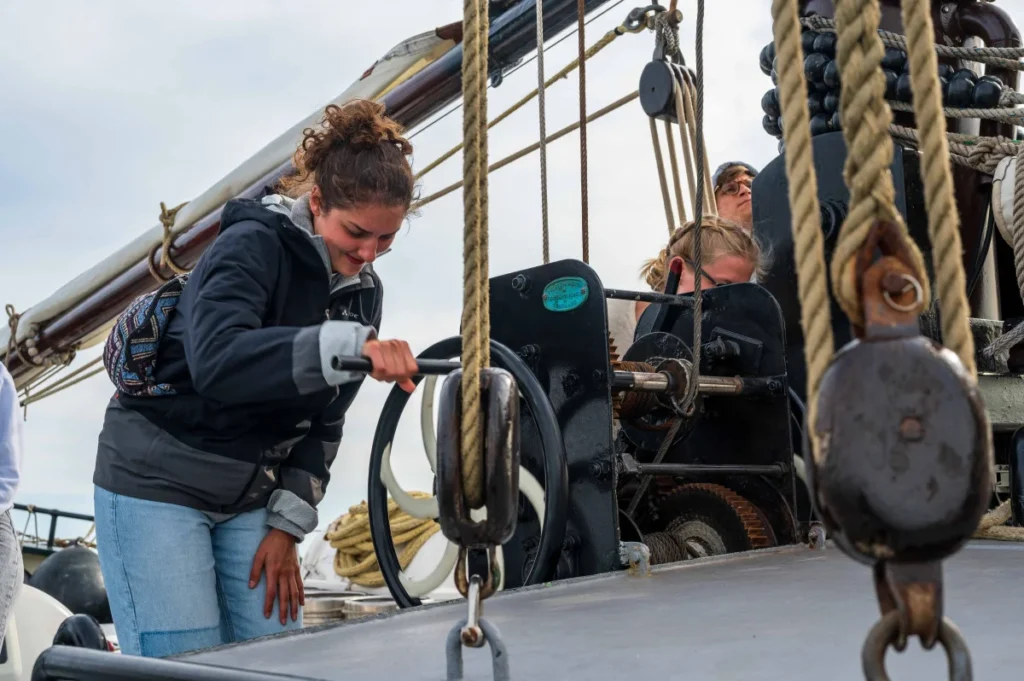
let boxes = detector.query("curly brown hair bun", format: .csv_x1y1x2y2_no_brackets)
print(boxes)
278,99,415,211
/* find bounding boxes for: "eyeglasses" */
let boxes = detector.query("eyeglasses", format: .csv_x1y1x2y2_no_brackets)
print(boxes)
683,258,724,287
716,178,752,197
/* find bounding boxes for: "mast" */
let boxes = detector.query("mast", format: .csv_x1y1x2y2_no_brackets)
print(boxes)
3,0,613,384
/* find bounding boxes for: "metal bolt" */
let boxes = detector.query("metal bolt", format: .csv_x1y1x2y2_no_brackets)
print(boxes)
899,416,924,442
511,273,530,293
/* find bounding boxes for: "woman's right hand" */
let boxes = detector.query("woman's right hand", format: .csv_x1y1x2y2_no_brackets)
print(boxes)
362,339,418,393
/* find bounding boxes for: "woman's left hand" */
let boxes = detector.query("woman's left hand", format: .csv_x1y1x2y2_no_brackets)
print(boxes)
249,528,305,624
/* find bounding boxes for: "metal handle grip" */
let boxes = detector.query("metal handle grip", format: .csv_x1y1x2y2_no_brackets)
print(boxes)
330,356,462,375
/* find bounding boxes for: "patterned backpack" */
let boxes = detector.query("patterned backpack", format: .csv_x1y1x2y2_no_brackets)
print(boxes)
102,274,189,397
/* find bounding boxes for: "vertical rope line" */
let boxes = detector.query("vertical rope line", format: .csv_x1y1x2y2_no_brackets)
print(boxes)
663,122,689,224
649,120,678,234
459,0,490,509
681,0,707,410
671,81,699,214
770,0,833,462
830,0,930,324
536,0,551,264
901,0,976,377
577,0,590,263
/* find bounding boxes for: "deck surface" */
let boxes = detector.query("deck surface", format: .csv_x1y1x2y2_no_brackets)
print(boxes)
182,541,1022,680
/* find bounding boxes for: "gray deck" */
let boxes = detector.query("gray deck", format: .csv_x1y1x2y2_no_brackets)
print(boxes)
182,541,1022,679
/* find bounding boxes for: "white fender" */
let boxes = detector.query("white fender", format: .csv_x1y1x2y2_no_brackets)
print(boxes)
0,584,74,681
992,155,1016,248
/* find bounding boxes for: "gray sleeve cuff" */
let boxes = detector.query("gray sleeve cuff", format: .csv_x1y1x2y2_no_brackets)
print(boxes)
266,489,318,541
318,320,377,386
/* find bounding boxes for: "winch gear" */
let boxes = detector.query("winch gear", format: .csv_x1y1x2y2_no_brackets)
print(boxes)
644,482,776,564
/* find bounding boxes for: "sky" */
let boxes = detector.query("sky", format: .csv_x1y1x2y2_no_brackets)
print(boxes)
0,0,816,548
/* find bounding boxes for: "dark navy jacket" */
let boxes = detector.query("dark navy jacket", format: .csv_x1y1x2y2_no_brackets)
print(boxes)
94,195,381,538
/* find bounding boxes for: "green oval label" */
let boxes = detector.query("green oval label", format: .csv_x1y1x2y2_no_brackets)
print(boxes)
542,277,589,312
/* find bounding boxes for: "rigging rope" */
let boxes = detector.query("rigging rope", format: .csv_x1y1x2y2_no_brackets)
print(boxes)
414,91,639,210
663,122,688,225
649,119,678,234
153,201,190,279
801,15,1024,70
769,0,832,460
535,0,551,264
888,126,1022,174
577,0,590,264
20,356,103,407
414,21,636,182
679,0,708,415
900,0,976,377
459,0,491,509
326,495,440,588
829,0,931,328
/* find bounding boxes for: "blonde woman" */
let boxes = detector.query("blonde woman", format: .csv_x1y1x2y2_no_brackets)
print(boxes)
607,217,764,354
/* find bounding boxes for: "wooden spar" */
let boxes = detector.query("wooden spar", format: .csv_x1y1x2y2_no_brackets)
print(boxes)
5,0,614,382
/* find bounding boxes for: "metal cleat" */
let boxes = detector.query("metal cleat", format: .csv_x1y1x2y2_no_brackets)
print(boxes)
619,541,652,577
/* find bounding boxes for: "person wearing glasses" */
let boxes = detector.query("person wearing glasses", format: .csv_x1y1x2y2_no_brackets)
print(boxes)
711,161,758,233
92,100,420,658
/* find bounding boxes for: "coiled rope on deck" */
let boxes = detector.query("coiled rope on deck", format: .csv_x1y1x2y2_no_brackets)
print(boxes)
327,494,440,588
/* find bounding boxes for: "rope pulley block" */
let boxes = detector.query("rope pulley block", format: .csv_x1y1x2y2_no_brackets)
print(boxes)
637,6,688,124
806,220,993,666
436,367,521,550
435,367,521,652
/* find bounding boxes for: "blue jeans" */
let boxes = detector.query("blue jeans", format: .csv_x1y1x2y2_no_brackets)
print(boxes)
93,486,302,657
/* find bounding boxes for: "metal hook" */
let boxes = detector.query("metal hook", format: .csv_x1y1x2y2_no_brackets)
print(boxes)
446,617,511,681
861,611,972,681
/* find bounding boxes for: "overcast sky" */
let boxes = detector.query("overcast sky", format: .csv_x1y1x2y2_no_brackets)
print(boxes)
0,0,841,546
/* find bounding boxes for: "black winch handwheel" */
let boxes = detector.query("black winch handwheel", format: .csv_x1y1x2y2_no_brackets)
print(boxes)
366,336,569,608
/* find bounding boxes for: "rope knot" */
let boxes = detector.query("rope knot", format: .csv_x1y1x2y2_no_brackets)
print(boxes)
967,138,1004,175
149,201,190,281
4,303,41,368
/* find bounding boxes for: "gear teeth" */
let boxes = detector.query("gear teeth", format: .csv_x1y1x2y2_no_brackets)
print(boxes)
658,482,776,550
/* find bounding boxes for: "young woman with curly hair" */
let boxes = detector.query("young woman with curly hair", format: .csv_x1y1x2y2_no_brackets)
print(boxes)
93,100,419,657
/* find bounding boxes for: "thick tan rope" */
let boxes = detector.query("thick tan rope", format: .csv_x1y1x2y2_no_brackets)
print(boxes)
577,0,590,264
900,0,976,377
414,23,631,182
326,494,440,588
460,0,490,510
415,91,639,210
829,0,931,326
771,0,833,463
